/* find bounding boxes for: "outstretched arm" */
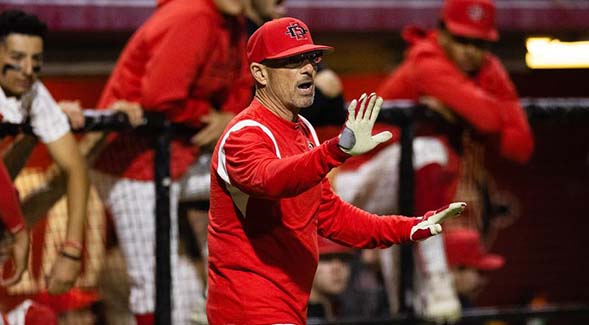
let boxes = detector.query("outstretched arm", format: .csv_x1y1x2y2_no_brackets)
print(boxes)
317,180,466,247
45,132,89,294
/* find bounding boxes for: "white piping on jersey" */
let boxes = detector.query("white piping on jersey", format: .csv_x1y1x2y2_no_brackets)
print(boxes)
217,119,282,185
297,114,320,147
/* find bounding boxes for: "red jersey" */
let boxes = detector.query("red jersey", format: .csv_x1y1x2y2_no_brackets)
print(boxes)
0,161,25,234
94,0,252,180
207,99,419,324
377,28,533,164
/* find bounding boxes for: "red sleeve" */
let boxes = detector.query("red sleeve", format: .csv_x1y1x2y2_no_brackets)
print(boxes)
478,57,534,163
411,52,506,133
222,129,349,199
140,12,215,115
498,102,533,163
377,62,420,100
0,162,25,234
316,180,416,247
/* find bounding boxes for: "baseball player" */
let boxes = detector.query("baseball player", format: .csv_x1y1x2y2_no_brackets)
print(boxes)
0,10,89,295
333,0,533,321
207,17,467,324
89,0,253,323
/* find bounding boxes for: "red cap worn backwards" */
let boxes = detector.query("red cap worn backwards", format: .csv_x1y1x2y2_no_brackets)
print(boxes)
247,17,334,64
442,0,498,41
444,228,505,271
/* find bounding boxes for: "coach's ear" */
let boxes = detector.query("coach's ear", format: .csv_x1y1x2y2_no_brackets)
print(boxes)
250,63,268,86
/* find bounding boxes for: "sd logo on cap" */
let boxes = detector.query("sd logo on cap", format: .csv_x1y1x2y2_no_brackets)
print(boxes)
247,17,334,64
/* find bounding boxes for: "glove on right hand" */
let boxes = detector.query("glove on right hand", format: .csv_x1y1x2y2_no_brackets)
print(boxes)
338,93,392,156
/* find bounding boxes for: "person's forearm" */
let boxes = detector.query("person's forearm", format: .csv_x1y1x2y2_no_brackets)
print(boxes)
64,162,89,243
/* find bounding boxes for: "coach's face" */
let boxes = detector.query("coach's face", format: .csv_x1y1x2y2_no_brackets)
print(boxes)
0,33,43,98
268,51,322,110
254,51,322,112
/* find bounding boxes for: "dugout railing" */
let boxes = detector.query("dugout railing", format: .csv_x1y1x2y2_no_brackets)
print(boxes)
2,98,589,324
1,110,189,325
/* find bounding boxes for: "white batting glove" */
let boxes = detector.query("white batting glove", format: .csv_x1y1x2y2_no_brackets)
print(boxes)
410,202,467,241
338,92,392,155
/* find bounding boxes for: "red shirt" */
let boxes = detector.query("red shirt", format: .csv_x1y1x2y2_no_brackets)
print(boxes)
0,161,25,234
207,99,419,324
377,28,533,163
94,0,252,180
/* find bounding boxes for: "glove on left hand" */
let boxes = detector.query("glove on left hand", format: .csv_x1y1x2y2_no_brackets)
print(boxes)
410,202,467,241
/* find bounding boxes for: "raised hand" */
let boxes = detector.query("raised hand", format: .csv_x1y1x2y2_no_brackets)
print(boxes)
338,92,392,156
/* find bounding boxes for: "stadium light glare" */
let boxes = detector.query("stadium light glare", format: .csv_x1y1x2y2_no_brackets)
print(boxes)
526,37,589,69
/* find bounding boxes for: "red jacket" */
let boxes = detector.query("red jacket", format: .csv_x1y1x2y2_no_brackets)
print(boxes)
94,0,252,180
376,28,533,164
207,99,419,324
0,161,25,234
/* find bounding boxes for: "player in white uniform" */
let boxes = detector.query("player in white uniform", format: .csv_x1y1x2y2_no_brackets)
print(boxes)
0,10,89,295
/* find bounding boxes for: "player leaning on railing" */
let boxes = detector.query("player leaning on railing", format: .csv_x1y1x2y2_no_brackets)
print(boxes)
0,10,89,295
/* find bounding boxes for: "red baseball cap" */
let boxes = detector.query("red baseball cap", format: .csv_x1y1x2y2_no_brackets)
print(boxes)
247,17,334,64
442,0,498,41
318,236,354,255
444,229,505,270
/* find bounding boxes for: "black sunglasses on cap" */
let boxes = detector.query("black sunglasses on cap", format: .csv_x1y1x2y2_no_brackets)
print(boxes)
262,51,323,69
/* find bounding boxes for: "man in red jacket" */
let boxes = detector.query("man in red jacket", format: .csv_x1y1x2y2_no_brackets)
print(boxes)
207,17,467,325
90,0,253,324
334,0,533,322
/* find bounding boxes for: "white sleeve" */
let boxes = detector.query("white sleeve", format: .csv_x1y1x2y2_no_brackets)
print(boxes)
29,82,71,143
